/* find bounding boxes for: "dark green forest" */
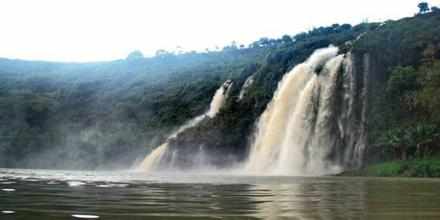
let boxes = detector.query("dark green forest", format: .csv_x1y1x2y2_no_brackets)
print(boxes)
351,10,440,176
0,44,271,169
1,6,440,175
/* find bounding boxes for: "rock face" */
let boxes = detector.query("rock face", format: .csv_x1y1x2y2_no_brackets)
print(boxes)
138,81,234,171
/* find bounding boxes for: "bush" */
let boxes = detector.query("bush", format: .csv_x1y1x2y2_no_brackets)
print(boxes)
365,159,440,177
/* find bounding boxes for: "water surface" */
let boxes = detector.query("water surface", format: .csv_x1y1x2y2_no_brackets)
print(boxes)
1,169,440,219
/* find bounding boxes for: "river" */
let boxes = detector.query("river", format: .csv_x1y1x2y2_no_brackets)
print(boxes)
1,169,439,219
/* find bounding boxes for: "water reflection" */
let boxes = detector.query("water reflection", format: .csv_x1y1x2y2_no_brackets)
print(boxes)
0,169,440,219
250,178,366,219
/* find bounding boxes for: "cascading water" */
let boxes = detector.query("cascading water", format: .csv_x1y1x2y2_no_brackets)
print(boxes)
138,80,233,172
207,80,233,118
245,45,367,176
238,75,254,100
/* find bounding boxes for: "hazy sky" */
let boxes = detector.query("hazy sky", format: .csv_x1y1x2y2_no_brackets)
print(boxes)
0,0,439,61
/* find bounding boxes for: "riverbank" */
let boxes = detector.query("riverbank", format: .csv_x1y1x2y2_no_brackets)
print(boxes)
339,159,440,177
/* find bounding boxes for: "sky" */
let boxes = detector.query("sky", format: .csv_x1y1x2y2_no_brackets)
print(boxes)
0,0,439,62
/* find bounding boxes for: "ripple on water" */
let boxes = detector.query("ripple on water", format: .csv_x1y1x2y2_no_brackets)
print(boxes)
1,188,16,192
23,178,39,182
72,214,100,219
96,183,129,188
1,211,15,214
67,181,86,187
0,181,16,185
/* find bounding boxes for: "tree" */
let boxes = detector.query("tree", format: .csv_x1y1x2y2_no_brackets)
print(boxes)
340,24,352,31
381,124,439,160
422,43,438,63
387,66,418,97
281,35,293,44
126,50,144,60
223,41,239,51
380,127,410,160
418,2,430,14
432,6,440,13
416,60,440,121
387,66,419,115
294,32,307,41
155,49,173,57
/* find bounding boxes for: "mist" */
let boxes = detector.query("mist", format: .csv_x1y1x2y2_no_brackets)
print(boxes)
0,48,258,170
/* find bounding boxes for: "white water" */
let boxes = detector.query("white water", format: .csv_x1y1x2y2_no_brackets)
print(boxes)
238,75,254,100
245,46,366,176
139,80,233,172
138,143,168,172
207,80,232,118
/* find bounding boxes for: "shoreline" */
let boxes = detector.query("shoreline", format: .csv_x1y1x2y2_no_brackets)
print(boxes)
338,159,440,178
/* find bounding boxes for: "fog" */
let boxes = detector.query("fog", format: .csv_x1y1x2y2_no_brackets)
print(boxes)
0,49,245,170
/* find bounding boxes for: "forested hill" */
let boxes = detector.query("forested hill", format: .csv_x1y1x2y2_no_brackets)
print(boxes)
1,8,440,171
0,44,272,169
353,10,440,174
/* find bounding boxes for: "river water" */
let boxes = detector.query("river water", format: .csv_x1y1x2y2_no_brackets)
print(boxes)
1,168,440,219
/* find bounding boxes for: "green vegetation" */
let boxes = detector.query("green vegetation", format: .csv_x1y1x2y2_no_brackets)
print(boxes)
0,46,270,169
370,60,440,162
349,8,440,176
418,2,430,14
342,159,440,177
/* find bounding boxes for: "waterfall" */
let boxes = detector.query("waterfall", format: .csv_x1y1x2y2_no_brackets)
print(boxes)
238,75,254,100
207,80,233,118
138,80,233,172
245,45,366,176
139,143,168,172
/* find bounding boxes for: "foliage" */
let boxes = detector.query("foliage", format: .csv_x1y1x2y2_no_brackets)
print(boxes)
387,66,418,96
379,124,439,160
365,160,440,177
126,50,144,60
416,60,440,121
369,60,440,162
418,2,430,14
353,11,440,166
0,42,269,169
386,66,419,117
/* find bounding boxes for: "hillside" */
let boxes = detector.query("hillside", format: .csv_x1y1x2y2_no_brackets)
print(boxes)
0,47,270,169
1,10,440,173
351,11,440,176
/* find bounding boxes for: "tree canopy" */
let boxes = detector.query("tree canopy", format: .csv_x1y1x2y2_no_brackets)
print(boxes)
418,2,430,14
